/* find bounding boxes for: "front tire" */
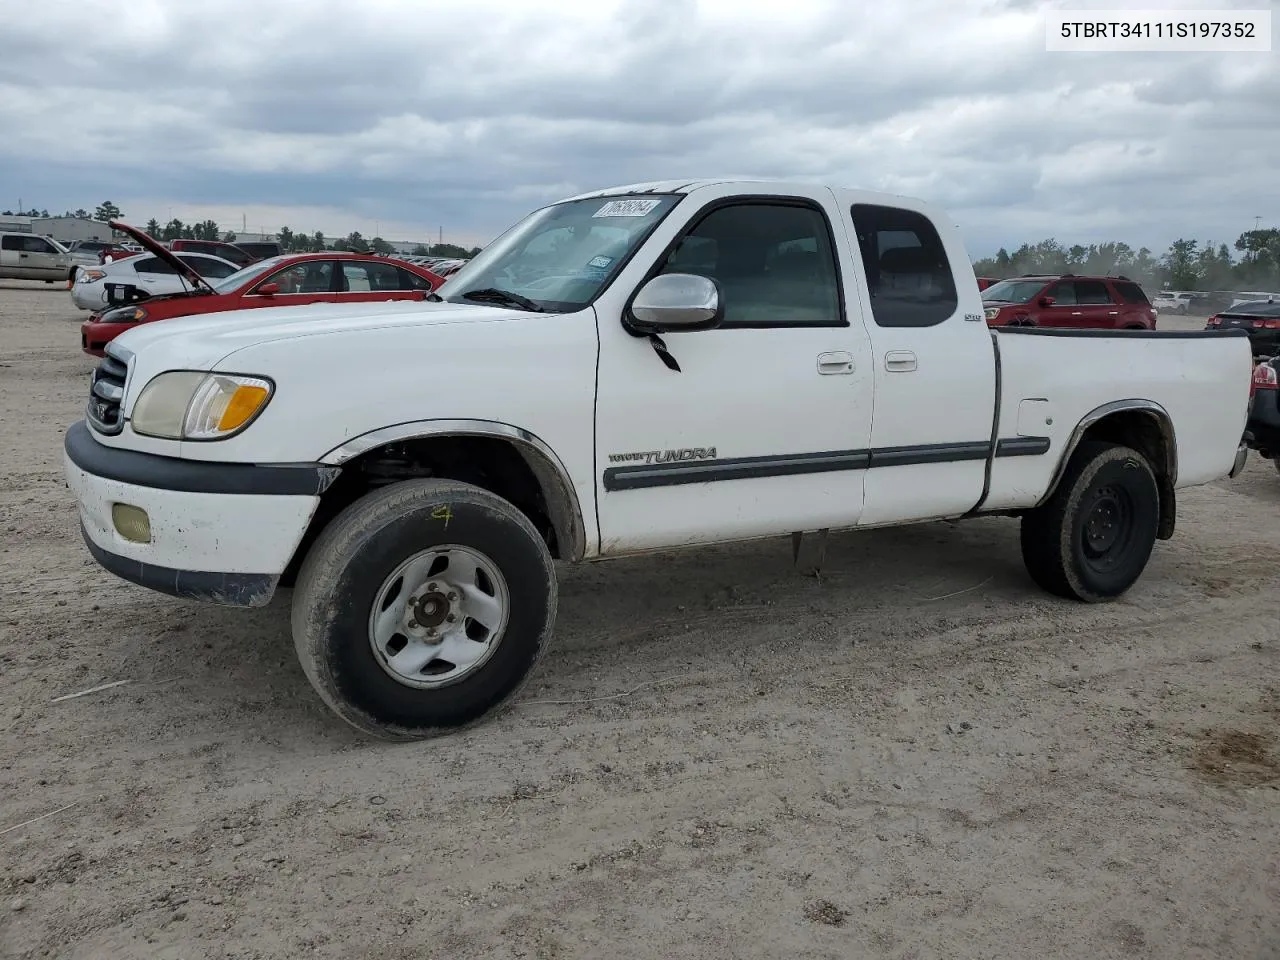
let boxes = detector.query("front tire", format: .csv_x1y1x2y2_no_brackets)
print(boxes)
291,478,557,740
1020,441,1159,602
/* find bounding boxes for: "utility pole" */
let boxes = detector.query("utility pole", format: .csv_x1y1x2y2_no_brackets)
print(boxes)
1255,216,1263,231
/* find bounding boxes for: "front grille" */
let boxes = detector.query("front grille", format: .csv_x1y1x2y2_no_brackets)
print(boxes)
86,353,129,435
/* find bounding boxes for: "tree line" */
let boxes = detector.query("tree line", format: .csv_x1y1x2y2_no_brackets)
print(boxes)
4,200,480,259
974,229,1280,292
22,199,1272,289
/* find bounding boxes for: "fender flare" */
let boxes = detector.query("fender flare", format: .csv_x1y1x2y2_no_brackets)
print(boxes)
1036,400,1178,537
319,419,589,561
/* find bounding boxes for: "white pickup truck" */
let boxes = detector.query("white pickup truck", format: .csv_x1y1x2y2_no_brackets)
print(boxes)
63,178,1255,739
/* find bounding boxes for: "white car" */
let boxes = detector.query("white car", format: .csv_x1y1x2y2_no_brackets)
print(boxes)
69,251,241,311
1152,291,1194,315
63,177,1254,740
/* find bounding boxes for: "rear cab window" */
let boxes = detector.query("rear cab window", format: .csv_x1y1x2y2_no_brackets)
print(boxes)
849,204,959,327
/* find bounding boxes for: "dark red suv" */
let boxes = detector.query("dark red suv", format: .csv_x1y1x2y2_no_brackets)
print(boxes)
981,274,1158,329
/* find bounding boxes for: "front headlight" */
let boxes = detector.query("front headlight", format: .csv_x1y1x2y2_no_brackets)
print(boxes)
131,371,274,441
78,269,106,283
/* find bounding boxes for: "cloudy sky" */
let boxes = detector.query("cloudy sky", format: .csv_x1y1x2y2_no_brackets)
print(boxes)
1,0,1275,256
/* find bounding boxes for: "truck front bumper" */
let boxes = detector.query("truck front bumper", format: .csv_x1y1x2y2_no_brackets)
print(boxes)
63,420,336,607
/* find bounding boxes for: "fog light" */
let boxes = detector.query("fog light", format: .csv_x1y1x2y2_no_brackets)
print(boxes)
111,503,152,543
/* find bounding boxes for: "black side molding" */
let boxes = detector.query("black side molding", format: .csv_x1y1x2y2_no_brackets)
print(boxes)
605,449,870,491
602,437,1052,491
81,525,277,607
64,420,339,496
995,326,1249,340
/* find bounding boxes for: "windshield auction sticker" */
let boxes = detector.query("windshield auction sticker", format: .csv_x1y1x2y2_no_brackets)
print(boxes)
593,198,663,218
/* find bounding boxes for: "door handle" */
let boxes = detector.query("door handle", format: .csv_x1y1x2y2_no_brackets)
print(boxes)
884,350,916,373
1108,311,1118,316
816,351,854,375
1071,311,1083,316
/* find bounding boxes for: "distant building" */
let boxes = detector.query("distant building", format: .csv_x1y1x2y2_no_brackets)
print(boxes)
0,214,112,243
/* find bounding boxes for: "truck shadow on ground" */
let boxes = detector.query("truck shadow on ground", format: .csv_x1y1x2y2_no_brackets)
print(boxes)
83,516,1050,752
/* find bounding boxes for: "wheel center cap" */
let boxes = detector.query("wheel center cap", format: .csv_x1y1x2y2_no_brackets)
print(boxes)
413,591,450,629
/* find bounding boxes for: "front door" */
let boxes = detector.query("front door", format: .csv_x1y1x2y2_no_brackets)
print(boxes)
13,235,64,280
592,184,875,554
839,199,996,526
1037,280,1087,328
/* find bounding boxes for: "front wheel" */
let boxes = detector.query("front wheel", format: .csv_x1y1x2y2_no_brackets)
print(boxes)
291,478,558,740
1020,441,1159,602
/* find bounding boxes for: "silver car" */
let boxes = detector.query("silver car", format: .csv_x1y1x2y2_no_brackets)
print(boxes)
0,232,73,283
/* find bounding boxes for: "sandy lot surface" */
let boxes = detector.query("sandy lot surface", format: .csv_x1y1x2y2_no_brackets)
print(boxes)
1,282,1278,960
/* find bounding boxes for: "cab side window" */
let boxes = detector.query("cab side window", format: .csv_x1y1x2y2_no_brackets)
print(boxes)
1046,282,1076,305
1074,280,1114,305
134,257,177,275
657,201,844,328
340,261,406,292
850,204,958,328
22,236,57,254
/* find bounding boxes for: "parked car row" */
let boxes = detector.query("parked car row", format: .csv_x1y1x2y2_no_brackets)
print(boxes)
77,223,445,356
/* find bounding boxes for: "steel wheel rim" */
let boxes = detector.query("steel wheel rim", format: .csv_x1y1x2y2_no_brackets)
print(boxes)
367,544,511,689
1080,484,1135,572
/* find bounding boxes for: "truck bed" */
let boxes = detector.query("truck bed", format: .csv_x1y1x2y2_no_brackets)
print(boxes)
983,326,1253,513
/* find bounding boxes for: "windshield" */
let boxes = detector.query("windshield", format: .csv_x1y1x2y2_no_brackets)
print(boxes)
439,194,683,312
212,255,290,292
981,279,1046,303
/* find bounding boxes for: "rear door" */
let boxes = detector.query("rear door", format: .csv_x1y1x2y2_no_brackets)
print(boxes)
841,199,996,525
338,260,426,302
131,256,189,295
1072,279,1119,328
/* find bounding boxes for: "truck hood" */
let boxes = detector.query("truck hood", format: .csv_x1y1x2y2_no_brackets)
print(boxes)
111,298,537,371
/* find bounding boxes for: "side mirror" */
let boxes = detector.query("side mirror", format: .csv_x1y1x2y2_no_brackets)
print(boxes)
1038,296,1055,307
628,273,722,332
256,282,280,297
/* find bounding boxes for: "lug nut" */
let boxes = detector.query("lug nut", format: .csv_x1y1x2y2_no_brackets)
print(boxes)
447,592,457,601
428,582,438,591
446,614,456,623
408,619,418,629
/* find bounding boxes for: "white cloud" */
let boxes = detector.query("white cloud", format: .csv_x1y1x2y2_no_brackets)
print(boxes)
0,0,1275,254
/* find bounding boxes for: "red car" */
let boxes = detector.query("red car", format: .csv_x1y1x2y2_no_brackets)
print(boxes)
80,222,445,357
981,274,1158,329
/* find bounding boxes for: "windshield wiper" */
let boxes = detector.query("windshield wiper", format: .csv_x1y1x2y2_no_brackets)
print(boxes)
460,288,544,312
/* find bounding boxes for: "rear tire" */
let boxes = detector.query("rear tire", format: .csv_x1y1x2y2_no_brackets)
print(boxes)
291,478,557,740
1020,441,1159,602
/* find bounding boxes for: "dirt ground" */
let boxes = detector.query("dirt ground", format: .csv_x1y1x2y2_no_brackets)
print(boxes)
1,281,1278,960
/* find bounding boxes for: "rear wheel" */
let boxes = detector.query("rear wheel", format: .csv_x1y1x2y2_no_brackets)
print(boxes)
1020,441,1159,602
291,478,558,740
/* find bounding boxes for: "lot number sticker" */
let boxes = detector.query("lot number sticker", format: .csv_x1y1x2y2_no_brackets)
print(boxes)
593,198,662,218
